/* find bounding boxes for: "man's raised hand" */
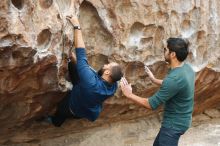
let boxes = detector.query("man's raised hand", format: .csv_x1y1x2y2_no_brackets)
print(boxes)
120,77,133,98
66,16,79,26
144,65,155,81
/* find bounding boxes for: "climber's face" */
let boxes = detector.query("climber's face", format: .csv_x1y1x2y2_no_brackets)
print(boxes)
163,40,173,64
164,46,171,63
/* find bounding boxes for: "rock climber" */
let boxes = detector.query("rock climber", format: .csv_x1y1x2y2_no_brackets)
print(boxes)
45,16,123,127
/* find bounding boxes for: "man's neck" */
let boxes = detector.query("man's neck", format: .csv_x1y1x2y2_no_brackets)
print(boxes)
101,75,112,84
170,60,184,69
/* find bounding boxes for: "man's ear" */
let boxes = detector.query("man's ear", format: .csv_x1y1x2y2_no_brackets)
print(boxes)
104,70,111,75
170,52,176,58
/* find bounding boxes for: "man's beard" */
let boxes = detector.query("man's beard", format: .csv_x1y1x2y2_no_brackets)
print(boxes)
165,55,171,64
97,66,105,76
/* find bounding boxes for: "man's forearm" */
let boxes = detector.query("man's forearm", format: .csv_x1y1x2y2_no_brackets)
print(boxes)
67,17,85,48
74,28,85,48
152,78,163,86
127,93,152,109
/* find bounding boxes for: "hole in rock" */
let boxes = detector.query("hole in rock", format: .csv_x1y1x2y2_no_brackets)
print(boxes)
57,14,61,19
79,1,114,55
181,20,191,32
37,29,52,46
11,0,24,10
12,50,22,58
143,24,157,37
154,26,165,54
197,31,205,42
130,22,145,34
127,22,145,48
140,37,153,48
39,0,53,9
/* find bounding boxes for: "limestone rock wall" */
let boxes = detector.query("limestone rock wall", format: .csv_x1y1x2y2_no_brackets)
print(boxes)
0,0,220,144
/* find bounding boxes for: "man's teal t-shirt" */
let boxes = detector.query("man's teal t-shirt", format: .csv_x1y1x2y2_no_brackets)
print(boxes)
149,63,195,132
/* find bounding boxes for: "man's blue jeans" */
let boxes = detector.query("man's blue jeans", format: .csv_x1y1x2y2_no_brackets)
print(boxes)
153,127,185,146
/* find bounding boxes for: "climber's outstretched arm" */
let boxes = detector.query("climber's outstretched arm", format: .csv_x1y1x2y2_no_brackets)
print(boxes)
66,16,85,48
66,16,96,88
67,16,84,63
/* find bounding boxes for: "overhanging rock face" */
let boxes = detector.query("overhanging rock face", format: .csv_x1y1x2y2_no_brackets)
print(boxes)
0,0,220,144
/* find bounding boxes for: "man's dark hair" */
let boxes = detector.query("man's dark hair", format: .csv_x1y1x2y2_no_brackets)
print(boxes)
167,38,189,62
110,65,123,82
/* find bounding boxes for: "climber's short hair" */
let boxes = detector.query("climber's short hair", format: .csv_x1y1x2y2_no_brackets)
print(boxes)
110,64,123,82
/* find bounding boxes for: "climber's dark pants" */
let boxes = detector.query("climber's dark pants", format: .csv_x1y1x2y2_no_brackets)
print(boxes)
68,60,80,85
51,61,81,127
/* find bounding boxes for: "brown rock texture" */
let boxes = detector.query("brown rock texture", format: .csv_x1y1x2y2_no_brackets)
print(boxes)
0,0,220,144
